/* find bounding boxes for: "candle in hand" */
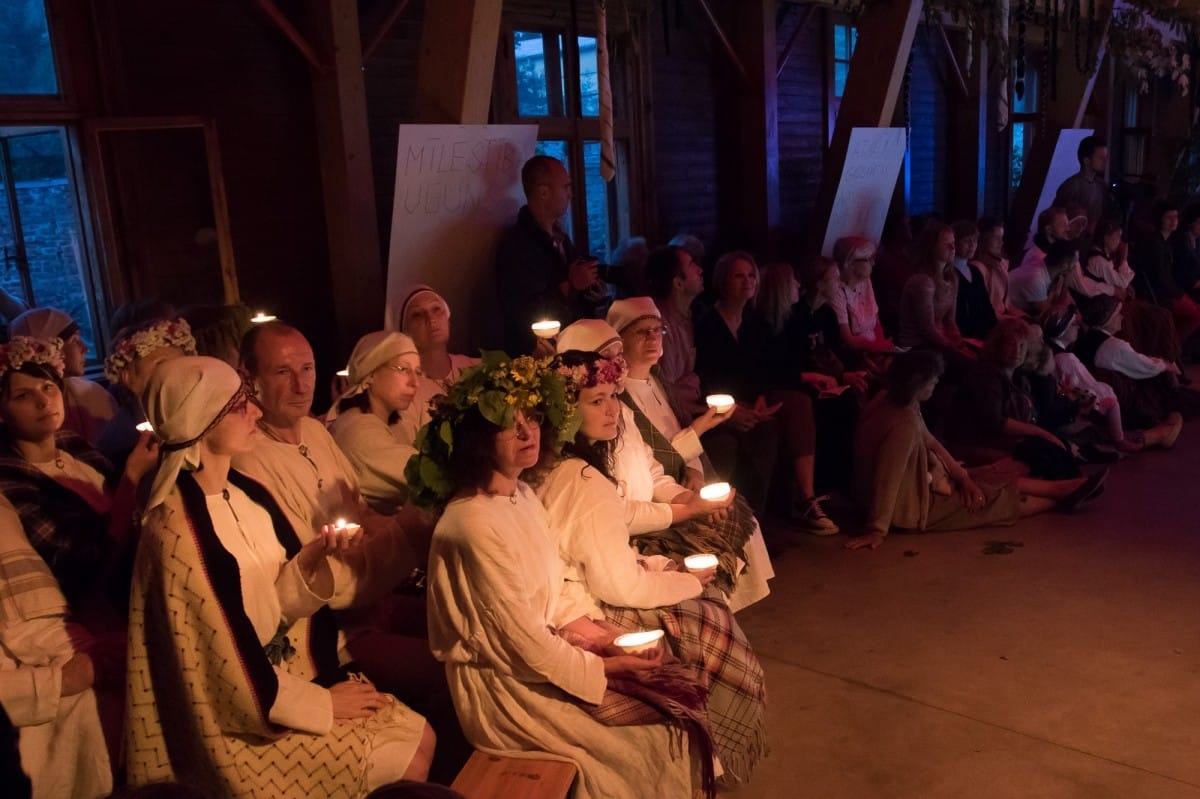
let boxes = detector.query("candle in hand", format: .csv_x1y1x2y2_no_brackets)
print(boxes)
613,629,665,654
250,311,277,324
684,553,719,572
698,482,731,502
531,320,561,339
705,394,735,414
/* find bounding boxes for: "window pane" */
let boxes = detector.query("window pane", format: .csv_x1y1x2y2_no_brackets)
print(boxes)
579,36,599,117
582,141,611,261
515,31,550,116
2,130,97,355
0,1,58,94
1124,90,1139,127
534,140,573,239
834,25,849,61
834,63,850,98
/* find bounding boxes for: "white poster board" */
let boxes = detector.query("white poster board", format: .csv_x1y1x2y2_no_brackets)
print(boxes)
1028,128,1094,244
385,125,539,350
821,127,908,257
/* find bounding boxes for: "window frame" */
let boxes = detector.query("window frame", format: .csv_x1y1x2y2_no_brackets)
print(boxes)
824,13,858,144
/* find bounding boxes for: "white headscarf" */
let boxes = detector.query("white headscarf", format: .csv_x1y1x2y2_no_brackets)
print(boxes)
142,356,246,516
325,331,417,422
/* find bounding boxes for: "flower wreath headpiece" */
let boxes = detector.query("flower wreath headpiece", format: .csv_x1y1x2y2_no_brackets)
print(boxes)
0,336,65,381
105,318,198,383
554,354,628,401
405,351,572,508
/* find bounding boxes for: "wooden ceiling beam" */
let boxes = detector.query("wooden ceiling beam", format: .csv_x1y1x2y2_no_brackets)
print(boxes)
254,0,325,73
362,0,412,65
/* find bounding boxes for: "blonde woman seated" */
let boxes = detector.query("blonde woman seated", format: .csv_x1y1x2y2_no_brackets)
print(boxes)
847,351,1106,551
410,354,705,799
128,356,434,798
0,336,158,766
533,350,767,787
10,307,117,447
392,286,479,447
831,236,895,361
328,331,423,515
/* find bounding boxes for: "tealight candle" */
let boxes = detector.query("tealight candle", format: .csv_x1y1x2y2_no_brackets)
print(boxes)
135,421,154,433
329,518,362,543
684,553,719,572
250,311,277,324
613,629,665,654
336,368,349,378
531,320,561,339
705,394,735,414
698,482,731,502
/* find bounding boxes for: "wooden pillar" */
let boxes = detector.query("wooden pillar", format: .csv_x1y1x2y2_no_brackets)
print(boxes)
307,0,383,352
812,0,923,255
1007,1,1113,250
944,28,988,220
415,0,503,124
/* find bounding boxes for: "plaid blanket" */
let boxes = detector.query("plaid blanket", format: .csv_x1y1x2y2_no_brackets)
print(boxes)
605,597,767,786
632,494,755,597
0,431,114,604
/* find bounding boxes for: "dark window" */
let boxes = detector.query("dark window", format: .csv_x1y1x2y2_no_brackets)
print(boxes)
0,1,59,95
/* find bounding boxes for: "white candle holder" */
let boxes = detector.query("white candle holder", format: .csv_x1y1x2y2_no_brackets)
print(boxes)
699,482,731,502
329,517,362,543
531,320,561,339
135,421,154,433
250,311,277,324
684,553,719,572
613,629,664,654
705,394,735,414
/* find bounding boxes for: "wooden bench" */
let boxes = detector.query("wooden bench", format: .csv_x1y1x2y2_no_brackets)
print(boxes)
450,751,578,799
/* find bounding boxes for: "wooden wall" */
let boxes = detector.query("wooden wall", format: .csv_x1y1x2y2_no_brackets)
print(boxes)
776,5,827,262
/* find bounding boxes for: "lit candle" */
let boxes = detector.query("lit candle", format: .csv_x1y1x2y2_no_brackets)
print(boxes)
135,421,154,433
531,320,561,339
329,517,362,542
698,482,731,502
705,394,735,414
336,368,349,378
613,629,665,654
250,311,277,324
684,553,719,572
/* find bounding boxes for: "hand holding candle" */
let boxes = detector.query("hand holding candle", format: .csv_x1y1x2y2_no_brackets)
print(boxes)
613,629,664,655
250,311,277,324
705,394,735,414
683,553,719,587
322,518,362,553
531,320,561,339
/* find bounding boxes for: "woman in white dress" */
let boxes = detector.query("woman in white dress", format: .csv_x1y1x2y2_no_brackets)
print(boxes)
127,356,433,798
534,350,768,787
412,352,703,799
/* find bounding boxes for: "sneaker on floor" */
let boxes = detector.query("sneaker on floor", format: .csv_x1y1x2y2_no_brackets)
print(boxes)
791,495,839,535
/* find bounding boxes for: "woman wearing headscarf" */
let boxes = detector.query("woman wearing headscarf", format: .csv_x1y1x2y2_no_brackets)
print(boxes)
0,336,158,769
127,356,434,798
9,307,117,447
328,331,423,516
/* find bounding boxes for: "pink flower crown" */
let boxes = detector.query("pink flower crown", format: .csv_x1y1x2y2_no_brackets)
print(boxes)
0,336,65,381
105,318,197,382
556,355,628,397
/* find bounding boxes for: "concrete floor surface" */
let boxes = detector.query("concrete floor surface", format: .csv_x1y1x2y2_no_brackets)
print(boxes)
738,421,1200,798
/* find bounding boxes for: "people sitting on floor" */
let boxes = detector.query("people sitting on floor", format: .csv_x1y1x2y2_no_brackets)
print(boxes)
531,349,767,787
413,353,706,798
846,351,1105,551
127,355,434,797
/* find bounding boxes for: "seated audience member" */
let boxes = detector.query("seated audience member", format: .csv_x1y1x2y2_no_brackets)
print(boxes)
950,221,998,340
392,286,479,447
494,155,603,355
897,223,975,366
328,332,422,516
973,217,1016,318
695,251,837,533
872,209,917,336
100,318,197,466
668,232,706,267
533,351,766,787
0,337,158,767
127,356,433,797
179,303,254,366
1009,206,1072,315
9,308,117,446
411,355,704,799
1040,305,1180,450
946,319,1085,480
755,261,800,338
831,236,894,362
647,246,779,516
1131,200,1200,343
1074,295,1195,432
1169,203,1200,299
610,236,651,297
595,305,776,610
846,352,1105,551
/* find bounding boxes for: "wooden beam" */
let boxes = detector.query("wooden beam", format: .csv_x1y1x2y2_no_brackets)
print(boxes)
777,4,817,78
935,21,968,98
415,0,503,124
944,28,988,219
812,0,922,254
1007,1,1113,252
696,0,749,82
362,0,412,65
255,0,325,73
307,0,383,353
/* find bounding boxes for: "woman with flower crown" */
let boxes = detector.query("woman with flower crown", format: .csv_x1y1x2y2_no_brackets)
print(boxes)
531,349,767,788
412,352,707,799
127,355,434,798
0,335,159,791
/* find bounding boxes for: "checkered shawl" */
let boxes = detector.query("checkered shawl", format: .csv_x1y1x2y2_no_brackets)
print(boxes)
0,431,114,605
620,388,688,484
584,662,716,798
605,597,767,786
